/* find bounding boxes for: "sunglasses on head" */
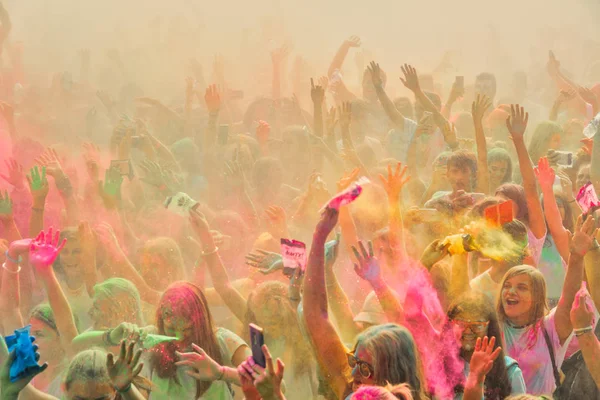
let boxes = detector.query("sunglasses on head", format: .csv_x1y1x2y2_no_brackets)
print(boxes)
452,320,490,333
347,352,374,378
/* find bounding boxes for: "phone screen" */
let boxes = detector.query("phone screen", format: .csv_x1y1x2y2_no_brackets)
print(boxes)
249,324,266,368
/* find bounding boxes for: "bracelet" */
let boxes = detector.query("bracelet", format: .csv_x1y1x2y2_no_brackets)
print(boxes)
31,207,44,213
216,366,225,381
575,328,594,337
201,247,219,257
289,296,301,302
5,250,21,264
103,329,118,346
574,326,594,333
115,382,132,393
2,262,21,274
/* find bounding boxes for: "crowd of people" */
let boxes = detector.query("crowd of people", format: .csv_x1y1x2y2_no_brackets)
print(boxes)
1,2,600,399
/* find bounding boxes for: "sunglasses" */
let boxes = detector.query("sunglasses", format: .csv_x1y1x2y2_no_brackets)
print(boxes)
452,320,490,333
347,353,374,378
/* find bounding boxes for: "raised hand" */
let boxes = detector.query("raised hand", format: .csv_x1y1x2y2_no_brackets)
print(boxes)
367,61,384,88
352,240,381,284
378,162,410,201
471,94,492,123
570,215,598,257
557,170,575,201
264,205,288,240
34,148,63,178
256,120,271,145
337,168,360,192
0,158,24,189
82,142,101,181
318,76,329,93
253,345,285,400
547,50,561,75
176,343,222,381
505,104,529,139
204,84,221,115
448,77,465,104
310,78,325,105
468,336,502,383
94,222,124,259
571,287,594,329
224,160,246,193
29,228,66,270
344,35,361,48
0,346,48,398
400,64,420,93
271,43,292,66
101,167,123,199
556,89,576,105
245,249,283,275
0,190,13,222
107,340,144,391
534,157,555,190
315,207,339,240
420,239,449,269
441,119,459,149
338,102,352,131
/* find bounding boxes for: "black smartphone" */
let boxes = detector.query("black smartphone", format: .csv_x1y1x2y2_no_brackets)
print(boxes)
218,125,229,146
249,323,266,368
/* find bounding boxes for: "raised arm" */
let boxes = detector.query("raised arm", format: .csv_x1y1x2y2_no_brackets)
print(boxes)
95,223,161,305
378,163,410,263
535,158,570,261
323,234,362,343
336,169,360,254
302,208,351,400
352,241,405,324
327,36,361,78
555,215,593,344
367,61,405,129
590,124,600,189
463,337,502,400
202,84,220,149
0,238,30,332
189,209,248,322
549,89,576,121
472,95,492,194
506,105,546,239
442,78,465,119
570,289,600,390
29,229,79,355
400,64,458,151
27,166,49,238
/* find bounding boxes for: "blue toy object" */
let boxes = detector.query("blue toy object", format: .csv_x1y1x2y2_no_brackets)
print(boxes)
4,325,41,383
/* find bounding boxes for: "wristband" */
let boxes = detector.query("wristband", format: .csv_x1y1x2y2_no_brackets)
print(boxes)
5,250,22,264
103,329,118,346
2,262,21,274
575,328,593,337
574,326,594,333
201,247,219,257
216,366,225,381
115,382,132,393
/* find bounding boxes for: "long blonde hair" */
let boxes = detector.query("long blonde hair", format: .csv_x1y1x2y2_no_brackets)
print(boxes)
496,265,549,329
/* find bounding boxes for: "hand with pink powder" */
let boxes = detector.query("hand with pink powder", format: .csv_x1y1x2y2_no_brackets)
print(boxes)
570,287,594,330
29,227,66,271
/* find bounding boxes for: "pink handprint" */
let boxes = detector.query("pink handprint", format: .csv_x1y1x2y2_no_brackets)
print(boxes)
29,228,66,270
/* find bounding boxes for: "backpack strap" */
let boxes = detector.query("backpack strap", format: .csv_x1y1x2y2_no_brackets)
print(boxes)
542,323,562,388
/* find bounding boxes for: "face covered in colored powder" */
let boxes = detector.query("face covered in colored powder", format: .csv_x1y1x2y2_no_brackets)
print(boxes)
501,274,534,325
349,343,377,392
451,309,489,352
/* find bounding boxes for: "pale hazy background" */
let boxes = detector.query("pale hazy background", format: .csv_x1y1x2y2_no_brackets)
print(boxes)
4,0,600,105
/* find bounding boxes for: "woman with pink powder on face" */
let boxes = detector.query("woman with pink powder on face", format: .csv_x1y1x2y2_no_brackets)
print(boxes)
496,214,594,395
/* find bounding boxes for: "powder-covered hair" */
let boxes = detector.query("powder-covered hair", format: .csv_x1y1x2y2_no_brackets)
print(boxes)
447,293,511,399
245,281,313,378
139,236,186,283
151,281,223,399
487,148,513,184
351,383,414,400
93,278,144,326
353,324,428,400
527,121,563,164
496,266,549,336
64,349,152,398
